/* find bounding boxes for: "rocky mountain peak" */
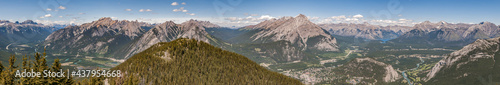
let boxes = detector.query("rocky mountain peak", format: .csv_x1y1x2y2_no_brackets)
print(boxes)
439,21,448,25
479,21,493,25
245,14,338,51
181,19,220,28
422,21,432,24
97,17,113,21
21,20,37,24
295,14,308,20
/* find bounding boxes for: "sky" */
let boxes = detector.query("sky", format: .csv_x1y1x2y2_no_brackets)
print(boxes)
0,0,499,27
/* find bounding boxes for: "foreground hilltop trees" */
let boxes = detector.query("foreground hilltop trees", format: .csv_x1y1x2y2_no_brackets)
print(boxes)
0,50,75,84
111,38,303,85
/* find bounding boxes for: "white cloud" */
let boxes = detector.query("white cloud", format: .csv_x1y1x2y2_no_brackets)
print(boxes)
330,15,346,20
58,6,66,9
44,14,52,17
59,16,63,18
173,7,185,12
308,16,320,20
46,8,52,11
139,9,152,12
125,9,132,11
34,20,66,25
173,9,181,12
111,17,118,19
224,15,276,25
250,14,259,16
181,2,186,5
186,13,195,16
353,14,363,18
39,14,52,18
171,2,178,6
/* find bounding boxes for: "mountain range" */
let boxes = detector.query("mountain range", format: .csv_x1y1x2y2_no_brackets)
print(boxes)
319,22,412,40
2,14,500,84
393,21,500,46
121,19,225,58
44,17,153,56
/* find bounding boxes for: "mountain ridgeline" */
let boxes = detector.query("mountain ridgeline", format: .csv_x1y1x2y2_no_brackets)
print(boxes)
44,17,153,57
393,21,500,46
319,23,412,40
425,37,500,85
120,19,226,58
227,14,339,63
0,20,54,48
111,38,303,85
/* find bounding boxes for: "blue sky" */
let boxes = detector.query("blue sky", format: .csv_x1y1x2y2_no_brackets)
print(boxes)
0,0,499,27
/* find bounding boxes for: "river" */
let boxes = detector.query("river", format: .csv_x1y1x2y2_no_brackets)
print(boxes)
402,57,425,85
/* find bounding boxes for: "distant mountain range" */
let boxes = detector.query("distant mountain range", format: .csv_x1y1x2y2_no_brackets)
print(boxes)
44,17,153,56
393,21,500,46
3,15,500,84
121,19,225,58
319,22,412,40
0,20,54,48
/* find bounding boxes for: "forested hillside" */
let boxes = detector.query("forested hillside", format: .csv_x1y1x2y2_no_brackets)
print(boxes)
111,38,303,85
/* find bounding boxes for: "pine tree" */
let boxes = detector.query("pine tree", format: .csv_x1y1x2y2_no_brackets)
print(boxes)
2,55,18,84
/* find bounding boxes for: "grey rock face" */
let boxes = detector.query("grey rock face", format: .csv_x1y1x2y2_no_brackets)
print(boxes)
243,14,338,51
0,20,53,46
425,37,500,84
398,21,499,42
122,19,217,58
44,17,153,55
319,23,412,40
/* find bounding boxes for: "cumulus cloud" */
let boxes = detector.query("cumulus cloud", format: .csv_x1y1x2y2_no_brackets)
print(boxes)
173,7,186,12
224,15,276,24
308,16,320,20
125,9,132,11
353,14,363,18
186,13,195,16
171,2,178,6
181,2,186,5
59,16,63,18
46,8,52,11
139,9,152,12
34,20,66,25
39,14,52,18
317,14,415,26
58,6,66,9
220,15,278,28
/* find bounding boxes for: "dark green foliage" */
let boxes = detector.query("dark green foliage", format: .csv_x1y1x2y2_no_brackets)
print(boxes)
0,50,76,84
111,38,303,85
